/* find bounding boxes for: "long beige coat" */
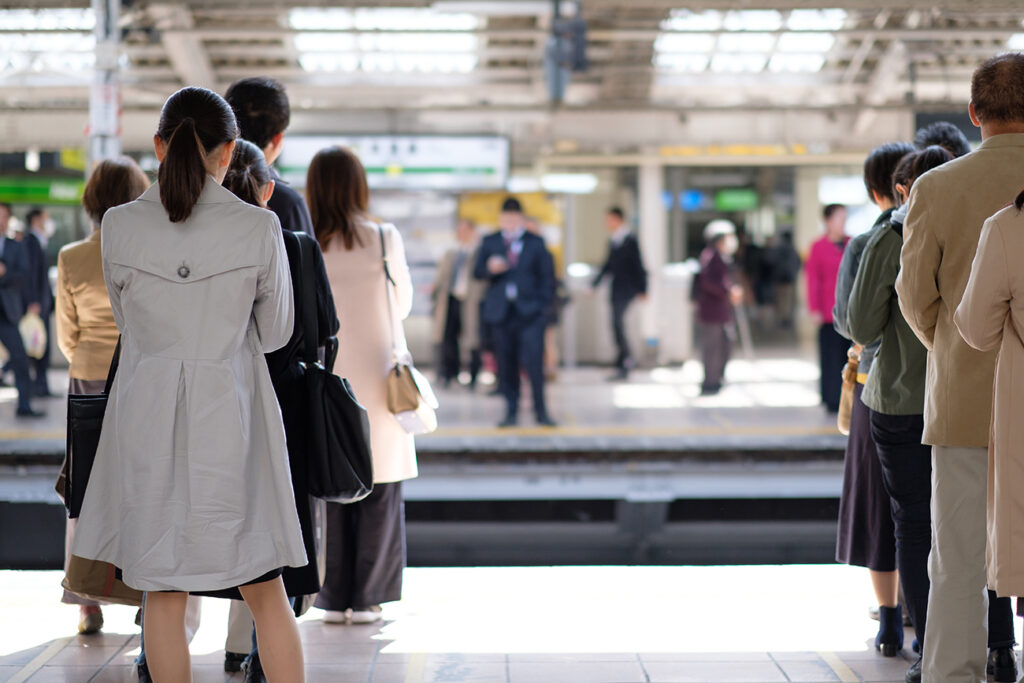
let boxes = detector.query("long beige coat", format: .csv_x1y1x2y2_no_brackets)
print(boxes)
321,221,418,484
73,178,306,592
955,205,1024,596
431,246,485,352
896,133,1024,447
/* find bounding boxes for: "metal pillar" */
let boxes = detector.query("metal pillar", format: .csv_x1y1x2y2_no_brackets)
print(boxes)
89,0,121,165
638,162,667,358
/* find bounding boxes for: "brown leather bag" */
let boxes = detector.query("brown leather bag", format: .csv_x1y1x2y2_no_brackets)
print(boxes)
837,347,860,435
62,555,143,607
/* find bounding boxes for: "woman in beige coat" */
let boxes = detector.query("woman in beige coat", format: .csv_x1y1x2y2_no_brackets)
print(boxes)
955,194,1024,598
56,157,149,635
309,146,418,625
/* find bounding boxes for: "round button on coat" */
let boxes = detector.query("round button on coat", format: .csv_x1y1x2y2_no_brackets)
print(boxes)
177,265,190,279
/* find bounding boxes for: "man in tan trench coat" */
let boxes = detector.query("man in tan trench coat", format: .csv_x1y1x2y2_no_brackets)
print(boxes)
432,219,485,389
896,53,1024,683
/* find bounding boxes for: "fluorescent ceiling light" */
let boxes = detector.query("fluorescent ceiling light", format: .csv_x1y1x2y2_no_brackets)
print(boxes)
299,52,476,73
290,8,479,32
661,10,722,32
653,53,709,72
507,176,542,193
294,34,357,52
777,32,835,53
0,8,94,31
432,1,574,16
359,32,477,52
540,173,598,194
722,10,782,32
1008,34,1024,50
653,33,715,53
787,9,847,31
769,54,825,73
710,54,767,73
718,33,775,53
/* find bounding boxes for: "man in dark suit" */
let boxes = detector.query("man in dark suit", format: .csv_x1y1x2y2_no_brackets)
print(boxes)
0,203,42,417
591,207,647,380
474,197,556,427
225,77,314,237
22,207,53,397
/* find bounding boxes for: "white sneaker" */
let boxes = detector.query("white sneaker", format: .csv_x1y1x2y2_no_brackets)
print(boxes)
322,609,349,624
349,606,382,624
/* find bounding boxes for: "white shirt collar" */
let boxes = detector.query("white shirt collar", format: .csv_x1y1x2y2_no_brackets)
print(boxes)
611,225,630,246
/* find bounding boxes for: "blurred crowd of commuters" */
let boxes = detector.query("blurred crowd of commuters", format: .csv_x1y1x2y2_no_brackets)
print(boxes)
829,52,1024,683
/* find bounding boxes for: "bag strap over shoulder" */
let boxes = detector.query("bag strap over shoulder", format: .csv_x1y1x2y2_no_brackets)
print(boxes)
293,232,320,367
378,224,400,363
102,337,121,395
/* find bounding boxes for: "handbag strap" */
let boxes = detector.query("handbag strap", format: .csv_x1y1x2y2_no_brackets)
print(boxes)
103,337,121,395
378,224,400,364
293,232,320,367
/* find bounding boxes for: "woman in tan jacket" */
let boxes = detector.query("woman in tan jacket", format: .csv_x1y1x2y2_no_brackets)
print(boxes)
56,157,149,634
955,190,1024,600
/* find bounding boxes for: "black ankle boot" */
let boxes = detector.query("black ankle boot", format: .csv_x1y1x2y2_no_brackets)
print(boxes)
875,605,904,657
988,647,1017,683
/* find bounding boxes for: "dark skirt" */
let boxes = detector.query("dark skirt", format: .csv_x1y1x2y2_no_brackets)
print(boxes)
315,481,406,611
819,324,848,412
835,383,897,572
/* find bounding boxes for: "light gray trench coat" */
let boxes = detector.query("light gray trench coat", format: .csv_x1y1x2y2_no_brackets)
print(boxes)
72,178,307,593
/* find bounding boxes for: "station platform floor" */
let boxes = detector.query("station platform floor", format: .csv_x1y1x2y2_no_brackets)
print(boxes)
0,564,962,683
0,351,842,460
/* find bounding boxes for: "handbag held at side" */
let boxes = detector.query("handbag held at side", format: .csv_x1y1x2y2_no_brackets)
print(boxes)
378,224,439,435
837,346,860,436
294,233,374,504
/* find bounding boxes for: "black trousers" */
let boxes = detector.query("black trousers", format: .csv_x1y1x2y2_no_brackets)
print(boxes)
0,314,32,411
315,481,405,611
699,322,732,392
818,324,847,412
439,296,482,385
494,311,548,420
30,312,51,394
611,296,633,369
869,411,932,647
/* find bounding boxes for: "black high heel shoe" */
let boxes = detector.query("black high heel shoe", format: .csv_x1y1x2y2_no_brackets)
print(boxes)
875,605,904,657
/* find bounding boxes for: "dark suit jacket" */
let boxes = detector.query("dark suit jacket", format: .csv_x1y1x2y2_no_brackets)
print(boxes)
592,234,647,303
474,230,554,324
268,167,315,238
23,231,51,314
697,247,733,325
0,238,32,324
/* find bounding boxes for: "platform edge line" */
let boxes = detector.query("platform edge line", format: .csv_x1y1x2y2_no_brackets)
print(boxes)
7,636,73,683
818,651,860,682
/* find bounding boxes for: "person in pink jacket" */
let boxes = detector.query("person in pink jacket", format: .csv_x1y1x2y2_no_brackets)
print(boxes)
805,204,850,412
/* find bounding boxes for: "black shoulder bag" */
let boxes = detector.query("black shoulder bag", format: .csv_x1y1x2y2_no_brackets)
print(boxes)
295,234,374,503
62,338,121,518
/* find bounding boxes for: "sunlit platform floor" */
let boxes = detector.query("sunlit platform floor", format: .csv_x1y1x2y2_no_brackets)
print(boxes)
0,352,842,460
1,564,995,683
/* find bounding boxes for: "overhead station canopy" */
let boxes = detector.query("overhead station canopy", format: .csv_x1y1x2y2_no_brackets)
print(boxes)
2,1,1024,158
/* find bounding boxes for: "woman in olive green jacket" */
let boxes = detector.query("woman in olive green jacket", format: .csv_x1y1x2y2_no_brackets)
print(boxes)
847,145,952,682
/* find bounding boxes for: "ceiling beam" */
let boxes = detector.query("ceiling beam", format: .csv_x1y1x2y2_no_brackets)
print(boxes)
149,4,217,88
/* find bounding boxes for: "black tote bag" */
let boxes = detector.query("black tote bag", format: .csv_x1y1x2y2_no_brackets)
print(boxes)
294,234,374,503
64,338,120,519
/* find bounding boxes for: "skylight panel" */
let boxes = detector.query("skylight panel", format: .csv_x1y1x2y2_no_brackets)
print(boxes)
653,53,709,72
722,10,782,32
0,8,95,31
718,33,775,53
653,33,716,53
660,10,722,32
787,9,847,31
769,54,826,73
1008,34,1024,50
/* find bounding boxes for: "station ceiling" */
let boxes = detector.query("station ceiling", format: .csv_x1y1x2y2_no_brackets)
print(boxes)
1,1,1022,162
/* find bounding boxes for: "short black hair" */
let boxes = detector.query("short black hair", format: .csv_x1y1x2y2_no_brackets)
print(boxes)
25,207,43,226
892,146,953,203
823,203,846,220
863,142,915,204
607,207,624,219
914,121,972,158
501,197,522,213
224,77,291,150
971,53,1024,124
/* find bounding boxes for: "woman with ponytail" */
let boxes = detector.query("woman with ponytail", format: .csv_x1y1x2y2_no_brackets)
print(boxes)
71,87,306,682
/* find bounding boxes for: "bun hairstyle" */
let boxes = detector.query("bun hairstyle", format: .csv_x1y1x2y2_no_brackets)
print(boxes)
306,146,369,251
223,139,272,208
82,156,150,225
156,87,239,223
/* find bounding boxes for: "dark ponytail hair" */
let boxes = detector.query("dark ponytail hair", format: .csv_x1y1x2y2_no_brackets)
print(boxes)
891,145,954,206
156,87,239,223
223,139,272,208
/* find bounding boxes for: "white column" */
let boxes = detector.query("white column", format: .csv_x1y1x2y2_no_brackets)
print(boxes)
638,161,669,360
89,0,121,164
